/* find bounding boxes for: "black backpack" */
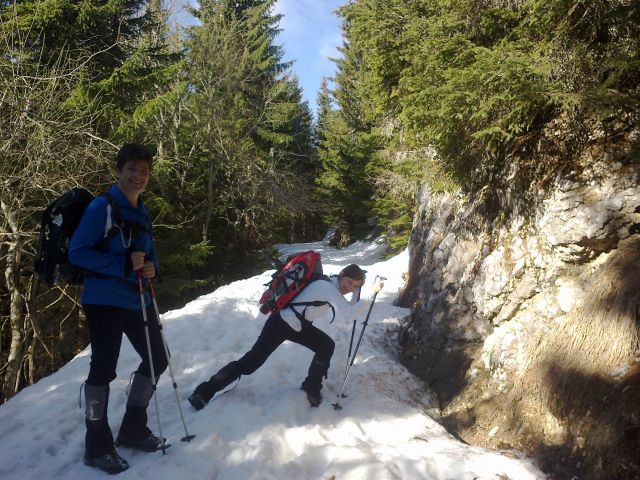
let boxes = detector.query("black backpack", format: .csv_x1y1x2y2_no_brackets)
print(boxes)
34,187,125,287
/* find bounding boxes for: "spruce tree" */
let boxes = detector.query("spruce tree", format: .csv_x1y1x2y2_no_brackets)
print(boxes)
318,0,640,251
153,0,317,294
1,0,181,137
315,10,378,244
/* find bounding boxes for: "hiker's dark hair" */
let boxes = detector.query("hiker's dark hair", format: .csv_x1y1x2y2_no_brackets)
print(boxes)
339,264,366,282
116,144,153,172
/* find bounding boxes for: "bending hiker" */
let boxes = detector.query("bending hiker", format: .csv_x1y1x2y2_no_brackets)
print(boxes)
188,263,384,409
69,144,166,474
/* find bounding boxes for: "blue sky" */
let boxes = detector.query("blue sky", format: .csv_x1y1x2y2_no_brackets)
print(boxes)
272,0,346,115
171,0,346,117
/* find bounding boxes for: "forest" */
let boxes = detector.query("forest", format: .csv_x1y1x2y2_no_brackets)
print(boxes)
1,0,638,409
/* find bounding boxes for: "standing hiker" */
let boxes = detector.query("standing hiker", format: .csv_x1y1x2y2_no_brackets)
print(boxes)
69,144,166,474
188,264,384,409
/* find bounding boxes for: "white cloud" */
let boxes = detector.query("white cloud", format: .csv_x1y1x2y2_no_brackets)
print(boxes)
274,0,345,110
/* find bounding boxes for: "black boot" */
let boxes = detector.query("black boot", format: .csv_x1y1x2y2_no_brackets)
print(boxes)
84,384,128,474
116,406,165,452
301,378,323,407
301,357,329,407
83,451,129,474
116,373,165,452
189,362,240,411
187,391,207,411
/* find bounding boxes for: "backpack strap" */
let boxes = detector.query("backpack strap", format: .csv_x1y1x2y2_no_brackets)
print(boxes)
103,194,117,237
34,202,57,272
288,301,336,325
287,276,336,324
99,192,137,249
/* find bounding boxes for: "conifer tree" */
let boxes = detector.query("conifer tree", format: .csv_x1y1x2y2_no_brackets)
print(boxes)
315,12,377,244
2,0,145,68
105,0,185,141
321,0,640,250
154,0,317,292
1,0,182,138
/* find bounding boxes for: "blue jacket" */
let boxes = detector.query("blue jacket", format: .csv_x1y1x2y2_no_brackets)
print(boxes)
69,184,157,310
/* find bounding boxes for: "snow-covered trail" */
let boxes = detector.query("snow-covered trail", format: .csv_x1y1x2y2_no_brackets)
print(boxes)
0,241,546,479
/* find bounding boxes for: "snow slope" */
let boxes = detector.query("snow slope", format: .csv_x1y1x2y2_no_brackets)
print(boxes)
0,241,546,479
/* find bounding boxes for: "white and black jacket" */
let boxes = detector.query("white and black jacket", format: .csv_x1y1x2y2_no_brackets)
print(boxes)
280,276,374,331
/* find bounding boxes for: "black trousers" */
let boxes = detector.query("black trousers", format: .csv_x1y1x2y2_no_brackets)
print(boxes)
237,312,335,377
84,304,168,386
195,312,335,400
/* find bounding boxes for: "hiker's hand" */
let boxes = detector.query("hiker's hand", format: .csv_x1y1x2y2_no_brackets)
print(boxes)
372,279,384,293
141,260,155,279
131,251,146,271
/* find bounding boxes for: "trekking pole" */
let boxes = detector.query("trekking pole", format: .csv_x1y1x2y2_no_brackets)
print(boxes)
332,276,386,411
147,280,196,442
343,284,361,380
343,320,357,380
137,271,168,455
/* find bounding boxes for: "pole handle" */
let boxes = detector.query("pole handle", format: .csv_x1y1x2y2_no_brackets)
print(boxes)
136,269,143,292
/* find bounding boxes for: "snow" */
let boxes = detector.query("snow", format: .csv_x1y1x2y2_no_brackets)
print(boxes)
0,240,546,480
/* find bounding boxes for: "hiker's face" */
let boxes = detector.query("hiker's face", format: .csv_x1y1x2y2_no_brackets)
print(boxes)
339,276,363,295
117,159,150,197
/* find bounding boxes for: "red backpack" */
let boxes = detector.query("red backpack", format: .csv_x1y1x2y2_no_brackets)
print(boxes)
259,251,335,322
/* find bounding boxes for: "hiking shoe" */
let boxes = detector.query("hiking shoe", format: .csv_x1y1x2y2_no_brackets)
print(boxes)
188,392,207,411
84,451,129,474
300,383,322,407
116,432,165,452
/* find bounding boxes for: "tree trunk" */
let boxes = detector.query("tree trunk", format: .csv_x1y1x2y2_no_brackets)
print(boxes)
203,157,215,242
2,239,24,401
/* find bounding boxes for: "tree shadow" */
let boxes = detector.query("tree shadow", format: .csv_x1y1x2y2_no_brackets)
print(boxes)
475,236,640,479
524,363,640,480
400,225,640,480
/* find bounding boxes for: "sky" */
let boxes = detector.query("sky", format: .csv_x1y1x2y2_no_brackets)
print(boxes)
0,240,547,480
272,0,346,114
169,0,346,117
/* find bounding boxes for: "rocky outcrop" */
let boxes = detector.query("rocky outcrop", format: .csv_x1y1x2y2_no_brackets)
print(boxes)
399,116,640,479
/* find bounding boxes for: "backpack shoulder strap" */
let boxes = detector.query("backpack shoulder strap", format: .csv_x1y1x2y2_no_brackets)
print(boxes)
100,192,123,235
288,276,337,324
288,301,337,324
96,192,134,249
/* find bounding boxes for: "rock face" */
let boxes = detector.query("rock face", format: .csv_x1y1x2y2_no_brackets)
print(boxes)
399,117,640,479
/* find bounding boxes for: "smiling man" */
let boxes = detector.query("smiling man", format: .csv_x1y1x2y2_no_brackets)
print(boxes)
69,144,166,474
